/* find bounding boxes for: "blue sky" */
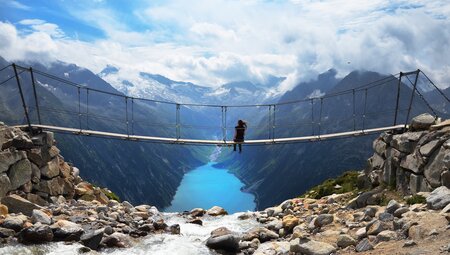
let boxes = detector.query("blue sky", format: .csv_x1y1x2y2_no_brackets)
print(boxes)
0,0,449,91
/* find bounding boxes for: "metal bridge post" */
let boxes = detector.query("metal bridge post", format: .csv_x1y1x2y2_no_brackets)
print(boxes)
131,98,134,135
12,64,32,131
125,97,129,136
272,104,276,142
222,106,227,142
362,89,368,131
29,67,41,124
318,98,323,137
393,72,402,126
268,105,272,140
311,98,314,135
78,87,81,131
404,70,420,129
352,89,356,131
176,104,181,139
86,88,89,130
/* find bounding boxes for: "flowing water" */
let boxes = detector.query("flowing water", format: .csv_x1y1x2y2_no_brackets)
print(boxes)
0,212,261,255
164,162,256,214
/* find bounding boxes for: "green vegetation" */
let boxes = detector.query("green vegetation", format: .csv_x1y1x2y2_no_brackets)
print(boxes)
301,171,360,199
406,194,426,205
101,188,121,202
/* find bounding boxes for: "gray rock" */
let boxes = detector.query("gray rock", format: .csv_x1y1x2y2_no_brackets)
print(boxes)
40,157,60,179
383,158,397,188
442,170,450,188
81,228,104,250
102,232,131,248
371,153,385,169
337,234,356,248
34,177,65,196
0,174,11,198
410,174,430,194
426,186,450,209
396,169,411,194
424,147,446,188
366,220,385,235
11,135,34,150
1,194,42,216
364,207,378,218
403,240,417,247
206,206,228,216
420,140,442,157
30,163,40,184
400,154,424,174
386,200,401,214
1,215,25,232
314,214,334,227
27,148,47,168
51,220,84,241
391,133,417,153
19,225,53,244
31,209,52,225
290,238,336,255
355,227,367,239
378,212,394,222
189,208,205,217
377,230,397,241
393,207,410,218
206,234,240,252
169,224,180,235
0,149,26,173
411,113,435,130
242,227,279,242
8,159,32,190
444,151,450,168
355,238,373,252
0,227,15,238
373,138,387,157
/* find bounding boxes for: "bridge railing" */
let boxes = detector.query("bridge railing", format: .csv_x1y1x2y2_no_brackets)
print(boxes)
0,63,448,143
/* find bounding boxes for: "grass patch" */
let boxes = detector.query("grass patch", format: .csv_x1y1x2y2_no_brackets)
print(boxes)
406,194,426,205
301,171,360,199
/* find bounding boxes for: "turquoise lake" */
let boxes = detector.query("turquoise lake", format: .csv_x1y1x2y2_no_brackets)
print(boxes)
164,162,256,213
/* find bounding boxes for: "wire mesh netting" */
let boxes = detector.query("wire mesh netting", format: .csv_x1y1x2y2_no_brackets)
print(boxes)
0,64,448,144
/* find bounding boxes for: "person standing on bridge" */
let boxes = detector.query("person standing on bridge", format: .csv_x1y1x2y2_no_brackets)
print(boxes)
233,120,247,153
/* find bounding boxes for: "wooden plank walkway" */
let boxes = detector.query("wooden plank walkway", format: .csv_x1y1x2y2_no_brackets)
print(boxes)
16,124,407,145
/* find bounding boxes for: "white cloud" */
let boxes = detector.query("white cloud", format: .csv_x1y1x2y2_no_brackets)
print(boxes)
5,0,30,10
0,0,449,95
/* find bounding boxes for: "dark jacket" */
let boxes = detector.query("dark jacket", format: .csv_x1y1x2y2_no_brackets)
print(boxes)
234,126,246,142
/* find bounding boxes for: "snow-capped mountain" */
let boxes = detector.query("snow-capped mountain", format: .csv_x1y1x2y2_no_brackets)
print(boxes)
98,65,284,105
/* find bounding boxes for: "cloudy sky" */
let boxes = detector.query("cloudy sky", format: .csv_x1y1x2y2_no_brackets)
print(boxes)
0,0,449,92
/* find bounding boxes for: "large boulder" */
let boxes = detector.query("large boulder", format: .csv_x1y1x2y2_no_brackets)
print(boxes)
8,159,32,190
424,147,447,188
411,113,436,131
1,194,42,216
31,209,52,225
242,227,279,242
34,177,65,196
314,214,334,227
1,215,27,232
40,157,60,179
81,228,104,250
206,206,228,216
426,186,450,210
50,220,84,241
19,225,54,244
205,227,240,252
290,238,336,255
0,149,26,173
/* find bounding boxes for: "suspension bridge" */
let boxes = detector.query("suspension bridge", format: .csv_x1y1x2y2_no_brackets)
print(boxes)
0,64,448,145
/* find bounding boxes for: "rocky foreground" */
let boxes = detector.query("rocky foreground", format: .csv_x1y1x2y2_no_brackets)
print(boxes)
0,114,449,254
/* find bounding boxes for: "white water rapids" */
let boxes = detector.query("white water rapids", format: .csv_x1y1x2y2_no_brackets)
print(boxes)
0,212,261,255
